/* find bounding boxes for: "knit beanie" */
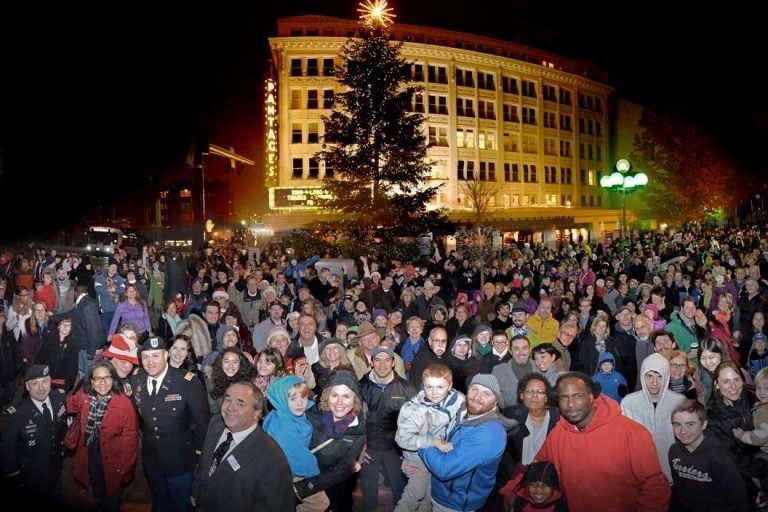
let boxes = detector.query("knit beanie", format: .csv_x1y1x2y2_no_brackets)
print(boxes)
469,373,501,405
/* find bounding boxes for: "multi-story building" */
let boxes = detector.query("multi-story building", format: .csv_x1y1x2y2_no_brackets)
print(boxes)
267,15,625,244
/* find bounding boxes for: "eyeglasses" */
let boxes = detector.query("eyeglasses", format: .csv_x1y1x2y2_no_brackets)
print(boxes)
523,389,548,397
669,363,688,369
91,376,114,383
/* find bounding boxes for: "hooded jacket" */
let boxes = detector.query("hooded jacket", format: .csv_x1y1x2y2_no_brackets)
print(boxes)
592,352,627,403
420,409,519,511
621,352,685,482
537,393,670,512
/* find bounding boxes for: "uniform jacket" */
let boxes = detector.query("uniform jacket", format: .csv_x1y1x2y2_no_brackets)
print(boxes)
1,389,67,492
537,393,670,512
192,414,295,512
129,366,210,475
66,389,138,496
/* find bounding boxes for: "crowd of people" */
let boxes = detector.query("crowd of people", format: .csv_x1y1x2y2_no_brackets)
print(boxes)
2,225,768,511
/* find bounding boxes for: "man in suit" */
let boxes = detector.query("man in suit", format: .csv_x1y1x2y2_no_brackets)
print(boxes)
67,283,106,380
1,365,68,505
192,381,294,512
130,336,209,512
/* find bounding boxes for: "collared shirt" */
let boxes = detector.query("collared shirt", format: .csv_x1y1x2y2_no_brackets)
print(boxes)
31,397,53,417
147,365,170,395
214,424,258,460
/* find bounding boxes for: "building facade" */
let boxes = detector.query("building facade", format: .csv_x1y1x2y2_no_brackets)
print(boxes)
268,15,622,242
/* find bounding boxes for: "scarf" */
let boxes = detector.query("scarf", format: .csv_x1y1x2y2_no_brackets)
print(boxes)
476,342,492,356
510,359,533,381
85,393,112,447
162,313,181,335
595,336,607,353
669,376,686,394
321,410,357,439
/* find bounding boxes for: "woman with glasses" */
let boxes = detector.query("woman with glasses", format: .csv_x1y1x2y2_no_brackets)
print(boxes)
66,361,138,512
491,373,560,511
666,349,698,399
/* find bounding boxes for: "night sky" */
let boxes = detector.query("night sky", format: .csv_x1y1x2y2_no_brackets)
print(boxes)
1,1,765,240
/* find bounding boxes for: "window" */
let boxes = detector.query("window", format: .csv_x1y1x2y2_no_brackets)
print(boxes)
595,98,602,112
429,126,449,147
588,144,594,161
522,135,537,154
595,121,602,137
292,158,303,179
543,138,557,156
559,89,572,105
581,195,586,206
580,168,587,185
560,167,572,184
413,93,424,113
545,166,558,184
290,59,302,77
478,100,496,120
428,95,448,115
291,124,302,143
458,160,476,180
456,98,475,117
522,107,537,126
523,164,537,183
578,93,586,109
477,71,495,91
308,158,320,179
503,132,519,152
307,89,318,109
323,58,335,76
595,145,602,162
428,65,448,84
588,170,594,186
502,76,519,94
522,80,537,98
511,194,520,206
306,58,318,76
308,123,319,143
456,128,475,148
466,161,475,180
543,111,557,129
412,64,424,82
546,194,558,205
478,130,496,150
589,195,594,206
323,89,334,109
542,84,557,102
579,118,586,134
560,141,572,157
505,163,520,182
456,69,475,87
588,119,594,135
503,104,519,123
291,90,301,109
560,114,572,131
478,162,496,181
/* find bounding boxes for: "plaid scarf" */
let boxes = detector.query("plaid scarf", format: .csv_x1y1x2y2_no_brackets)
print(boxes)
85,394,111,447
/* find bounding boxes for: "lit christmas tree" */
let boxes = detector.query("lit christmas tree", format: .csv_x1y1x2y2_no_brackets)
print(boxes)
315,0,440,227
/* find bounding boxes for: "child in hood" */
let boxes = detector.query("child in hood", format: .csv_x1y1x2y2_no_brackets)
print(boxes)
592,351,628,403
501,461,568,512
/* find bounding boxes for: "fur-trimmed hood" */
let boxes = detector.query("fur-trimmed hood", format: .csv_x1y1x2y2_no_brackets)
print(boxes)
175,314,211,359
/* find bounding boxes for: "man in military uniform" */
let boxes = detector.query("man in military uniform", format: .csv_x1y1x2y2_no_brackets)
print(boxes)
1,364,67,504
130,335,209,512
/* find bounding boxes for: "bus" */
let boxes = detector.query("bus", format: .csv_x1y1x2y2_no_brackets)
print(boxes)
85,226,124,254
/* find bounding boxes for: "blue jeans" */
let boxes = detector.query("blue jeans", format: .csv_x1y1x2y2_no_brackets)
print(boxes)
143,463,193,512
359,448,406,512
78,349,91,381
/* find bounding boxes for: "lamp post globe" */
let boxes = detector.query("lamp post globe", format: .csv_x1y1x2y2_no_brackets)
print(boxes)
600,159,648,245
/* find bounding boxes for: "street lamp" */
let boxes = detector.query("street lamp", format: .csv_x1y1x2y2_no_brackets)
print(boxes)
600,159,648,244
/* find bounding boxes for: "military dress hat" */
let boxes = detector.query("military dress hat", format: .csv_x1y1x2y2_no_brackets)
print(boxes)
24,364,50,382
140,335,166,351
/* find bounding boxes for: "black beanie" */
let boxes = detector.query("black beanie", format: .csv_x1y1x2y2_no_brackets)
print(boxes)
523,461,560,490
325,369,362,401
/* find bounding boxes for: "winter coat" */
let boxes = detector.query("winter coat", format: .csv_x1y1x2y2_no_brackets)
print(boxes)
592,352,628,403
359,373,416,451
621,353,686,482
293,405,366,499
420,409,519,511
66,389,139,497
537,394,671,512
175,314,212,363
396,388,465,459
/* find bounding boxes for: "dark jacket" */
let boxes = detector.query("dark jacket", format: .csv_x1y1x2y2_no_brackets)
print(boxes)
70,294,106,356
359,373,416,451
35,331,79,392
192,414,295,512
0,328,19,383
294,406,366,499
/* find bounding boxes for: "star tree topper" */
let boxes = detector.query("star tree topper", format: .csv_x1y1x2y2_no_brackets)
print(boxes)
357,0,396,28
